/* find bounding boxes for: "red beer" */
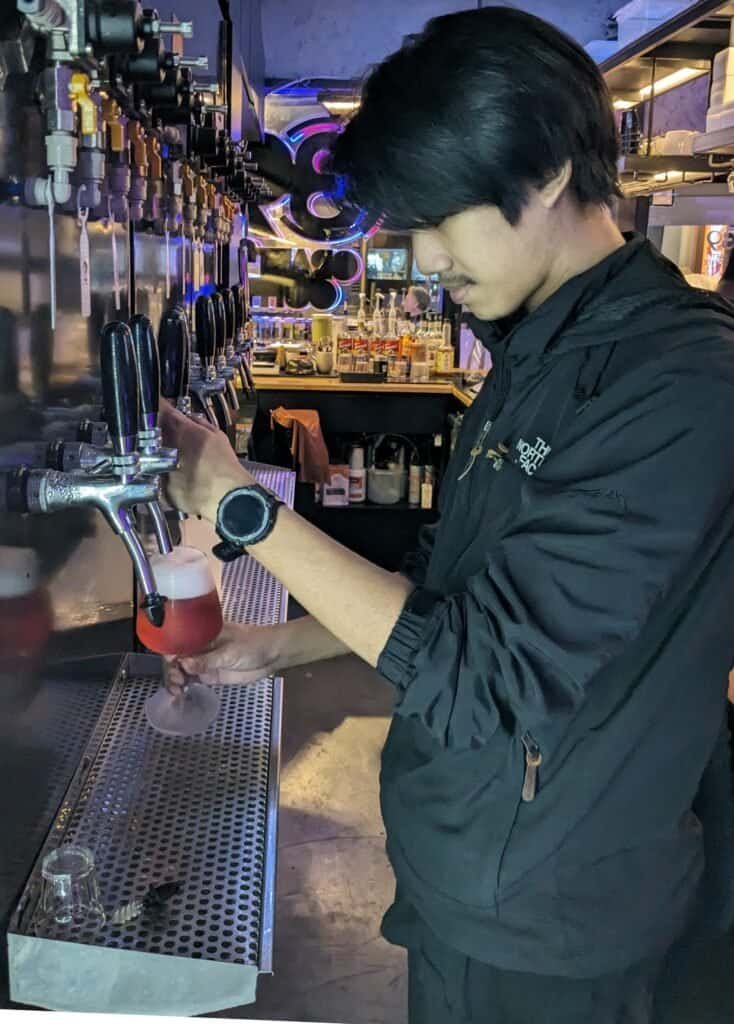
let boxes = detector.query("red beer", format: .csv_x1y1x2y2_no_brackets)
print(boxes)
136,546,223,657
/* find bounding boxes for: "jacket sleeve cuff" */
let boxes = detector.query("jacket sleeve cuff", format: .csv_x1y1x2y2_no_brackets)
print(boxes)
377,587,442,691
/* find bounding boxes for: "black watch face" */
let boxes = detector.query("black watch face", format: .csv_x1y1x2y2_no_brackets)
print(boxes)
222,491,268,540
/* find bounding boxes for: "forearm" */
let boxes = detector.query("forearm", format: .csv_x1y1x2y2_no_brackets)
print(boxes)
202,475,413,666
253,507,413,667
271,615,351,671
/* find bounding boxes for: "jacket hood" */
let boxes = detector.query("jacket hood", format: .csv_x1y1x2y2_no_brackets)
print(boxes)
465,234,734,360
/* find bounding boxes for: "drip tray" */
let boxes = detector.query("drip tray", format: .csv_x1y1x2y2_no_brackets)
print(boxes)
8,659,283,1016
8,463,295,1016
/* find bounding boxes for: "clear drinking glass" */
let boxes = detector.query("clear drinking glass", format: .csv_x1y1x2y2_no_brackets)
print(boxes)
40,845,106,928
136,546,223,737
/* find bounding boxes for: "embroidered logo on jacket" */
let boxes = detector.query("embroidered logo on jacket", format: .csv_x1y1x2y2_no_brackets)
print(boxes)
516,436,551,476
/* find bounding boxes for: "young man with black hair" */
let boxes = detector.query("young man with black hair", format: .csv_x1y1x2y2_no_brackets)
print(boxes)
162,7,734,1022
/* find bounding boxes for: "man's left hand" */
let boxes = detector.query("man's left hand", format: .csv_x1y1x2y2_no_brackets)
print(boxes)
160,401,253,522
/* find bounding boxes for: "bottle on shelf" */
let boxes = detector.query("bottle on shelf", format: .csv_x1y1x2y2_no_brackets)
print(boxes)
349,444,367,503
408,455,422,506
387,289,399,339
421,464,435,510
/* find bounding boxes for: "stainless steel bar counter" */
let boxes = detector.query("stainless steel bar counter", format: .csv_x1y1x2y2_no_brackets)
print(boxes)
7,463,296,1017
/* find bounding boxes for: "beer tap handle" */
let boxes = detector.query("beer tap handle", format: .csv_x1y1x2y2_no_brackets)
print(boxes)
158,307,188,402
232,284,245,339
220,287,236,348
129,314,161,434
129,313,174,554
210,291,227,364
194,295,216,369
100,322,140,467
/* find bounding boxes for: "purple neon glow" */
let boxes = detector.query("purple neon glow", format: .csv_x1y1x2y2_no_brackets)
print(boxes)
312,148,332,174
288,121,343,145
339,251,363,286
307,191,340,220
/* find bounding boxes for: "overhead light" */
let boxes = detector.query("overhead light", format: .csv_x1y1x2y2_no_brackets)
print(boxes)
613,99,636,110
320,98,361,116
639,66,706,100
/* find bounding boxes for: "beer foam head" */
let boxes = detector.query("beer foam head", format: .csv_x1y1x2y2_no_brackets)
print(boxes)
0,546,40,598
150,546,216,600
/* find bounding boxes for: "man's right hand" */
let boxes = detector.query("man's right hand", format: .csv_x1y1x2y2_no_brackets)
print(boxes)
165,616,352,695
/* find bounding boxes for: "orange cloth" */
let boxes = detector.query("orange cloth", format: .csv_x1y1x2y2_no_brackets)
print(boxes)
270,407,331,484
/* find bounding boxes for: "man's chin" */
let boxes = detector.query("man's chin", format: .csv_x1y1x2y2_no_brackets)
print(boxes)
464,300,497,321
465,296,518,322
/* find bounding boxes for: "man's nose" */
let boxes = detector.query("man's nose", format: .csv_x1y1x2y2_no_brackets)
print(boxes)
412,230,452,277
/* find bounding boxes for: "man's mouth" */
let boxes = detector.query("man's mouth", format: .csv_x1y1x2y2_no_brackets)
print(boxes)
447,283,472,304
441,279,474,304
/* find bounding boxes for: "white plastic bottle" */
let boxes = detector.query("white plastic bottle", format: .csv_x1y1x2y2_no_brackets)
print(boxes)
349,445,367,504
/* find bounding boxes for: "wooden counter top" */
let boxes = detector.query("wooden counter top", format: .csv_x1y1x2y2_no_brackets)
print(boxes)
251,373,475,406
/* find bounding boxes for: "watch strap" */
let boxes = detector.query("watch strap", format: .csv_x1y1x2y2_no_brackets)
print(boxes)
212,539,245,563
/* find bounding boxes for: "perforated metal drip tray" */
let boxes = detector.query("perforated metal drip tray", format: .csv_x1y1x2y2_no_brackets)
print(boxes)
8,656,283,1015
8,463,295,1016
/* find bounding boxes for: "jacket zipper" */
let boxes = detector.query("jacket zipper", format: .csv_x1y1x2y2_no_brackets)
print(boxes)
495,730,543,912
457,418,492,481
521,733,543,803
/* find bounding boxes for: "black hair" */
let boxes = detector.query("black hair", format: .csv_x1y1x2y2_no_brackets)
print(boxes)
332,6,621,229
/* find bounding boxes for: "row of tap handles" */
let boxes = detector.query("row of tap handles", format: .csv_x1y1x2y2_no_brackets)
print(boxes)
8,2,272,328
1,283,255,628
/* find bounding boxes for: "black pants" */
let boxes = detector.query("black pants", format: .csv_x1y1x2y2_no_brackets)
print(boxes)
406,922,661,1024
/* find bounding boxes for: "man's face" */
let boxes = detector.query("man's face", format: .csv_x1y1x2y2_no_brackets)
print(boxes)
412,192,557,321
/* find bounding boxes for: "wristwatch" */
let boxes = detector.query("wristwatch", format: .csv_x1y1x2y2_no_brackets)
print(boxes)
213,483,284,562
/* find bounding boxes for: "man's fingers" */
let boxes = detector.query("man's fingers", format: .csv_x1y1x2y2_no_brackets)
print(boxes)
163,658,188,695
189,668,269,687
180,652,227,675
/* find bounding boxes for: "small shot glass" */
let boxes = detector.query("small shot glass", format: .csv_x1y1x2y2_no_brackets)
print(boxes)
39,845,106,929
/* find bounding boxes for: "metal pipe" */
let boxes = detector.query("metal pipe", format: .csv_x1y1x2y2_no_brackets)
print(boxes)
147,500,173,554
158,20,193,37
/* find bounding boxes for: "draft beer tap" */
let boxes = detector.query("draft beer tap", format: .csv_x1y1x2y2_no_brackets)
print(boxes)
2,324,167,627
191,295,232,434
128,314,176,554
210,290,240,414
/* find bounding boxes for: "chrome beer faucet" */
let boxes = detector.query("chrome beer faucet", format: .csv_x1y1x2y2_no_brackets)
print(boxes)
2,323,168,627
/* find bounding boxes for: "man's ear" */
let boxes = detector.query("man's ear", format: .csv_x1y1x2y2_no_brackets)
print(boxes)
539,160,572,209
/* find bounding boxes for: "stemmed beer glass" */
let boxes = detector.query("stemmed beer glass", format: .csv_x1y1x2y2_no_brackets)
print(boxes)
136,546,223,736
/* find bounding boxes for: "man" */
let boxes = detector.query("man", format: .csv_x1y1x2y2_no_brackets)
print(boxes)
162,8,734,1022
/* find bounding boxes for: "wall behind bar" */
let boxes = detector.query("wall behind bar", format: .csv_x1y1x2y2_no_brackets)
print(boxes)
262,0,611,80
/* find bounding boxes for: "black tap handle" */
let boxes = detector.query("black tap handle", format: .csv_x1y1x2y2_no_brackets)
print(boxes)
180,310,191,394
210,291,227,360
194,295,215,366
100,321,139,457
219,287,236,345
232,284,245,333
158,307,188,400
129,314,160,431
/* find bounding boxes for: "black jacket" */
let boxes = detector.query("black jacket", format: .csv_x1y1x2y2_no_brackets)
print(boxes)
377,236,734,977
